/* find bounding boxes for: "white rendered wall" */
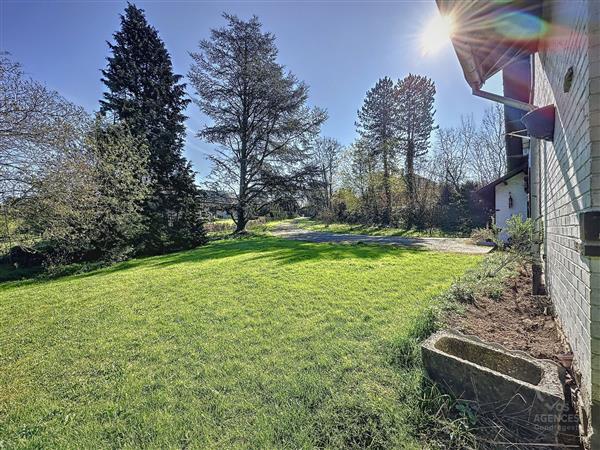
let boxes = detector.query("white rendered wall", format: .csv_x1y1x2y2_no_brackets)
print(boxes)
494,172,528,240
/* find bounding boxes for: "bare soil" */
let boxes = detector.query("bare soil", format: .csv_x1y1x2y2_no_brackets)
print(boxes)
447,266,570,362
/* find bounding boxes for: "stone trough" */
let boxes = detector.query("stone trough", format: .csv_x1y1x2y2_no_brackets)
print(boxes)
421,330,566,444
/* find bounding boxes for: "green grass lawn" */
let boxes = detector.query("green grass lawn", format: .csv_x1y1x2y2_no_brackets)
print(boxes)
293,218,467,238
205,218,287,239
0,237,480,448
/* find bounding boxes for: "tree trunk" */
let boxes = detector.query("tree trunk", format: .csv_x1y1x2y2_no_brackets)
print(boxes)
405,142,415,227
236,154,248,233
327,162,333,210
367,160,378,223
236,77,250,234
2,204,13,264
382,145,391,226
235,205,247,233
322,165,330,210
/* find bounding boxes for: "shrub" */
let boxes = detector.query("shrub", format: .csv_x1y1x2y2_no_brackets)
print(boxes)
470,225,499,245
19,121,151,266
317,208,336,225
445,281,477,304
505,215,538,256
482,282,504,301
3,245,45,268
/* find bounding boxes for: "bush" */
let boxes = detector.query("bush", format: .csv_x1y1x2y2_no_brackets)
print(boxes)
470,225,499,245
18,121,150,266
504,215,537,256
3,245,44,268
317,208,336,225
445,282,476,304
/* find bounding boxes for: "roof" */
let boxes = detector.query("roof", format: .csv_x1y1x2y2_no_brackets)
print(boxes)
476,163,528,198
436,0,545,90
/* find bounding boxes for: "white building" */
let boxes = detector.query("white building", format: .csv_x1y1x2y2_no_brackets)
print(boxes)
437,0,600,447
477,164,529,240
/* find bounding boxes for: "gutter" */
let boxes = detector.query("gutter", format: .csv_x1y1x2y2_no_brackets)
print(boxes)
472,88,554,141
472,88,536,112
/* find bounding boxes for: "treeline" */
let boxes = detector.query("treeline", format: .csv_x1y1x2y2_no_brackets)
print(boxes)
1,6,331,268
1,4,208,268
307,99,507,234
1,3,508,270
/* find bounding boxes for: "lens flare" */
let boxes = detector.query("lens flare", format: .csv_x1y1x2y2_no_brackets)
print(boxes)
494,11,548,41
421,14,454,56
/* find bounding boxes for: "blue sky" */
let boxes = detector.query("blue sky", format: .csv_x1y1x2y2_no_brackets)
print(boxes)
1,0,501,180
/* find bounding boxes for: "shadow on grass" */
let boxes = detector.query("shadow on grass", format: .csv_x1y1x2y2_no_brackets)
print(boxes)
0,237,425,289
103,237,423,273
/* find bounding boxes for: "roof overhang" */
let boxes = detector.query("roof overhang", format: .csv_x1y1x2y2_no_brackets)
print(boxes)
476,163,528,198
436,0,545,90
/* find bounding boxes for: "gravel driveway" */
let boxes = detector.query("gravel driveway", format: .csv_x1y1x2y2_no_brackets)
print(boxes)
270,222,493,254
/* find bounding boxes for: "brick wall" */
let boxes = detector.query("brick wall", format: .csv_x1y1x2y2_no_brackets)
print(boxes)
532,0,597,443
588,0,600,445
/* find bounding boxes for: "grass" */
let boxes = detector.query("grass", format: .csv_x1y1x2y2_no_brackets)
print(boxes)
205,218,288,239
0,237,481,448
292,218,467,238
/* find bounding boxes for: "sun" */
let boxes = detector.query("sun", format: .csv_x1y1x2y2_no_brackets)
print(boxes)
421,13,455,56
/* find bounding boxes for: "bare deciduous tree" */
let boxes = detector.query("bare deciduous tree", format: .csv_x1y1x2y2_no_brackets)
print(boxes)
0,55,87,254
470,103,506,185
340,138,382,222
0,55,87,202
313,137,342,210
434,116,475,192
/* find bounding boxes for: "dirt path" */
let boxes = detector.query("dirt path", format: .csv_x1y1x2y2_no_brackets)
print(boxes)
270,221,493,254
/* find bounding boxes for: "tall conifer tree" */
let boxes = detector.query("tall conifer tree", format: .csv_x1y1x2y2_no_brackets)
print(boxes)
396,74,436,227
355,77,399,225
101,3,205,252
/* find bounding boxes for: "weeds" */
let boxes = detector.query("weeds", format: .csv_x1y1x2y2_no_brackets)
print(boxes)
439,252,523,307
412,379,479,449
393,245,531,448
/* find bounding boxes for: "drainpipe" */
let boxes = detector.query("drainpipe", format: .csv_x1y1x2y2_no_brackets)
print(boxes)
472,89,536,112
472,87,546,294
530,139,545,295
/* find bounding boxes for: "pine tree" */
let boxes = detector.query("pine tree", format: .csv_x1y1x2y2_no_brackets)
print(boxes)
100,3,205,252
356,77,399,225
396,74,436,227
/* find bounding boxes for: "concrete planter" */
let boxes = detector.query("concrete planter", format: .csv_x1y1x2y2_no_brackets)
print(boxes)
421,330,566,444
